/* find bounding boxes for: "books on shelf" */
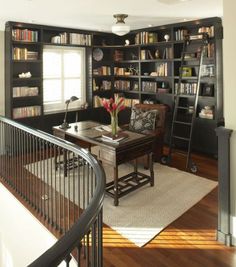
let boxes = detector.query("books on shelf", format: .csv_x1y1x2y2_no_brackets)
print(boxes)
13,48,38,60
93,79,111,91
156,63,168,76
142,81,157,93
93,95,140,108
135,32,158,45
13,86,39,97
93,66,111,75
175,82,197,95
13,105,41,119
12,29,38,42
114,80,131,91
175,29,188,41
198,26,214,37
51,32,92,46
69,33,92,46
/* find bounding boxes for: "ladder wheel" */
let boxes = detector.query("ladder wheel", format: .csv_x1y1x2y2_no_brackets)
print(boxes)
190,163,197,173
161,155,169,165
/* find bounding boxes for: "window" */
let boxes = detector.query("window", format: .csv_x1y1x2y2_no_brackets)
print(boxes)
43,46,86,113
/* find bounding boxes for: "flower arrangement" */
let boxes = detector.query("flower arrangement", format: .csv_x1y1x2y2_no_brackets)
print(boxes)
102,96,125,136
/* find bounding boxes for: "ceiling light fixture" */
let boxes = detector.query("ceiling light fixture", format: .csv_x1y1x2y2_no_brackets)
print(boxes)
112,14,130,36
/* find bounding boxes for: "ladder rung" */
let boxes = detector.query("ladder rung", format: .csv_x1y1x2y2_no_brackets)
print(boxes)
177,106,189,110
183,52,197,54
174,121,192,126
173,135,190,141
177,94,196,97
181,64,200,68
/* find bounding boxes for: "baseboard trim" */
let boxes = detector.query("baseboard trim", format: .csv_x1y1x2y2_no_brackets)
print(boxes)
217,230,232,246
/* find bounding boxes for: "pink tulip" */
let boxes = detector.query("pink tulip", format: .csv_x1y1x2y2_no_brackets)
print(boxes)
112,103,117,111
119,105,125,111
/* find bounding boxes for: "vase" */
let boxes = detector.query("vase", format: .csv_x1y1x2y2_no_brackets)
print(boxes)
111,114,118,137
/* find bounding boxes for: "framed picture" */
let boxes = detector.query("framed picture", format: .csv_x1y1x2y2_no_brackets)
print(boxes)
202,84,214,96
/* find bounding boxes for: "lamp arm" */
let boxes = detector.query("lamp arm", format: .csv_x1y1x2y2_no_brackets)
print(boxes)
63,102,69,123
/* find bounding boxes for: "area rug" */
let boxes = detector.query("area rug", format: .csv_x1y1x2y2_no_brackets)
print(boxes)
25,160,217,247
102,162,217,247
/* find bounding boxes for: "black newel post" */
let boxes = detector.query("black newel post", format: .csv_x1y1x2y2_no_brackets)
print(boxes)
215,126,233,246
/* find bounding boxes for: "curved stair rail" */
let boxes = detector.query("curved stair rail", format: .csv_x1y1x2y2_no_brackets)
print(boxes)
0,116,106,267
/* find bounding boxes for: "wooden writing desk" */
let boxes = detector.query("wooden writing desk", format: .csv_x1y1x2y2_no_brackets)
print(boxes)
53,121,155,206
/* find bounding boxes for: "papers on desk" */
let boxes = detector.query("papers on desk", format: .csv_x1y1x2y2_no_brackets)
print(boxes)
94,125,121,132
100,132,129,144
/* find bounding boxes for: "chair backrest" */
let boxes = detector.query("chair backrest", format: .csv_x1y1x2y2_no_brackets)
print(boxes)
134,103,169,131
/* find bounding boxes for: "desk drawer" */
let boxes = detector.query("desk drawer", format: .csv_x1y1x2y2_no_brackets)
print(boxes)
98,147,115,166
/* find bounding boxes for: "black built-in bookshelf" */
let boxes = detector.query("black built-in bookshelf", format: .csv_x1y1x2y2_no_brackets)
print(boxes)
5,17,223,155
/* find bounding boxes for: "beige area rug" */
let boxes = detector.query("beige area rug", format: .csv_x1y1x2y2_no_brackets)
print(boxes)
102,162,217,247
25,159,217,247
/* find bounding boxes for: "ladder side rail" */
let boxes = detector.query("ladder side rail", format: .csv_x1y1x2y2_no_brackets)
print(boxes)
186,33,209,169
168,35,189,157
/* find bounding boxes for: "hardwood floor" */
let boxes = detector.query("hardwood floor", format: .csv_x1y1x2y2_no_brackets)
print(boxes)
1,148,236,267
102,149,236,267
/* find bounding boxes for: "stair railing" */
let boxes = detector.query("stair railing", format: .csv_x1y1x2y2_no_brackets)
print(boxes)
0,116,106,267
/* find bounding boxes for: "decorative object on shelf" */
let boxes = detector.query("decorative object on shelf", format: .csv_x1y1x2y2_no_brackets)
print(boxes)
18,72,32,78
127,65,138,75
164,34,170,42
199,105,214,119
125,39,130,46
102,96,125,136
181,67,192,77
112,14,130,36
60,96,79,129
155,49,160,59
202,83,214,96
93,48,104,61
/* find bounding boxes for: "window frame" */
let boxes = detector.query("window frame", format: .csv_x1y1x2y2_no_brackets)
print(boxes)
43,45,86,114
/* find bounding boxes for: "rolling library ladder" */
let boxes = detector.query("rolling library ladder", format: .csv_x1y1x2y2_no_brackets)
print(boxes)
162,33,209,173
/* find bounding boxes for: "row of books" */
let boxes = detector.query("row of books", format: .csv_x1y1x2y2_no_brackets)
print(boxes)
13,106,41,119
142,81,158,93
114,80,131,91
13,86,39,97
135,32,158,45
12,29,38,42
93,79,111,91
174,82,197,95
69,33,92,46
156,63,168,77
140,48,173,60
93,95,140,108
175,29,188,41
93,66,111,75
175,26,215,41
13,47,39,60
198,26,214,37
51,32,92,46
114,67,138,76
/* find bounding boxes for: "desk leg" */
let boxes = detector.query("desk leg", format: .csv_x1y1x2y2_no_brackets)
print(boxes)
149,152,154,186
113,166,119,206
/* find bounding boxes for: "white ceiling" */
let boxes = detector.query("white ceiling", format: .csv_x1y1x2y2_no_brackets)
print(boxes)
0,0,223,32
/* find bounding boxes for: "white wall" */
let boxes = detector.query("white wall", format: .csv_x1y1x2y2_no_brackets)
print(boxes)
0,30,4,116
223,0,236,244
0,183,76,267
0,183,57,267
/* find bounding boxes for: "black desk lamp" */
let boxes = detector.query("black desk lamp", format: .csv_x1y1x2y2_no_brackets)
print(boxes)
60,96,79,129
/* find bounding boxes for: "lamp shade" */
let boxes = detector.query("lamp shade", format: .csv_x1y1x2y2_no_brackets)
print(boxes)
112,24,130,36
112,14,130,36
